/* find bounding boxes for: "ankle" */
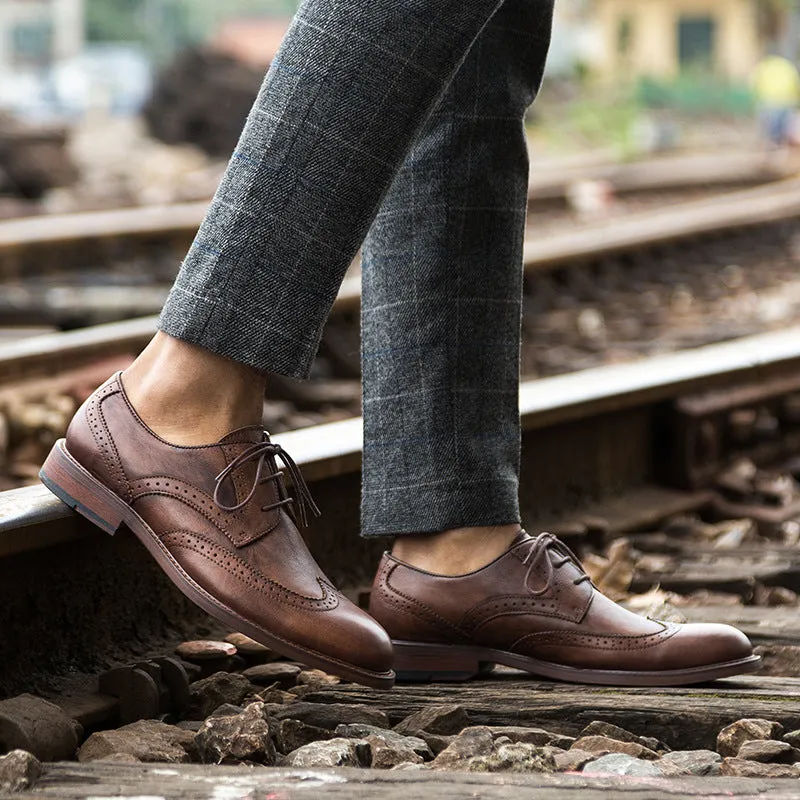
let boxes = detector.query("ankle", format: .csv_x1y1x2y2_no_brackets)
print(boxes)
391,524,522,576
122,332,266,446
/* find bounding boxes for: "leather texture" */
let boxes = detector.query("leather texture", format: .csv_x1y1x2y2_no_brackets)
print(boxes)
63,373,394,683
370,531,754,674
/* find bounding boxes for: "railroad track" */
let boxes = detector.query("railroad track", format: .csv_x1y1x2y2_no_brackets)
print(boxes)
4,326,800,684
4,176,800,380
5,329,800,800
0,149,792,324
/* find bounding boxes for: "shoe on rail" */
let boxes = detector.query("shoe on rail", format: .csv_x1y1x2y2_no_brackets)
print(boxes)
370,530,760,686
39,372,395,689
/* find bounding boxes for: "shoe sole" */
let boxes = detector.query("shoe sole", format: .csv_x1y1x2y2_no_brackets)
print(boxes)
40,439,395,690
392,641,762,687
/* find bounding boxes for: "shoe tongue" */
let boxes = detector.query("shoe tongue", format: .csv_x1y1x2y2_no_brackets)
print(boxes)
217,425,267,446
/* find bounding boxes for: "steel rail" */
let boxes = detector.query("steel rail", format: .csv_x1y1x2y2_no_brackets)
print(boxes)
3,179,800,383
4,324,800,554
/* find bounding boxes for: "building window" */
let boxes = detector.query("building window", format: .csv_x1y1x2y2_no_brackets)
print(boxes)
11,21,54,67
678,16,716,71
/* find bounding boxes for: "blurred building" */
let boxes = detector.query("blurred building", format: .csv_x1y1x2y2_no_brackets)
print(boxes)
0,0,86,116
593,0,761,82
0,0,84,76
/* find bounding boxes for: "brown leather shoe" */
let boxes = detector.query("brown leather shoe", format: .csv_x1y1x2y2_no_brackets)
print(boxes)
369,531,760,686
40,373,394,688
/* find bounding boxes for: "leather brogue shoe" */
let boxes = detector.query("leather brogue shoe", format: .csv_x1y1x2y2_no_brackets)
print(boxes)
40,373,395,688
369,531,760,686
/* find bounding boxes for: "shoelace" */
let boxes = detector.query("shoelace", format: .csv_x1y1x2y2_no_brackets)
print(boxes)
213,439,321,527
521,531,592,589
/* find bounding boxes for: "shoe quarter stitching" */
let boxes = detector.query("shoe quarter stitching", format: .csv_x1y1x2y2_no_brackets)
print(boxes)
129,476,275,545
162,529,339,609
89,386,131,501
512,625,678,653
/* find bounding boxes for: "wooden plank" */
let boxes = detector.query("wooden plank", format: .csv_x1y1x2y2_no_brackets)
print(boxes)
680,605,800,645
301,676,800,752
30,762,800,800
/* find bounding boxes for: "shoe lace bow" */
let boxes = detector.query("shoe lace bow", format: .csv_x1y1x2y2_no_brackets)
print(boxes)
521,532,592,590
213,438,321,527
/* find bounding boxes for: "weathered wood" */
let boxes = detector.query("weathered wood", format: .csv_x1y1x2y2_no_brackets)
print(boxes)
29,762,800,800
632,555,800,597
680,605,800,646
303,675,800,752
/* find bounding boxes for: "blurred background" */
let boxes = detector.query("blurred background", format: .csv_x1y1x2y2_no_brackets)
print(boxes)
0,0,798,214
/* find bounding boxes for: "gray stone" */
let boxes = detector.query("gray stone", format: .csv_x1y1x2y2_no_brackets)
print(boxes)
97,752,142,763
419,732,455,755
466,742,556,774
554,749,595,772
365,735,424,769
272,702,389,730
276,719,334,754
208,703,244,718
224,632,275,658
176,721,204,733
488,726,574,749
432,727,495,770
395,704,470,736
660,749,722,776
194,701,276,765
580,721,667,753
186,672,258,719
0,694,82,761
78,720,194,763
285,737,369,768
0,750,42,793
737,739,800,764
717,719,784,758
720,757,798,778
784,729,800,748
242,663,301,688
582,753,664,777
297,669,341,688
259,687,297,705
335,724,432,759
176,640,236,661
571,735,659,760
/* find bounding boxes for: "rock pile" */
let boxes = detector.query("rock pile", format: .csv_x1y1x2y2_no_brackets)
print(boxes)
3,633,800,788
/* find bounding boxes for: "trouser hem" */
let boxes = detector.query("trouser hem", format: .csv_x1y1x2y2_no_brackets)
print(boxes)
360,477,520,538
159,288,318,379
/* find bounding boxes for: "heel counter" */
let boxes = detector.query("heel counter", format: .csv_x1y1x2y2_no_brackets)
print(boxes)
64,375,129,498
368,556,461,644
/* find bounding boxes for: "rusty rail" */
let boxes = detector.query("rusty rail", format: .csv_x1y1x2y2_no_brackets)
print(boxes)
4,179,800,382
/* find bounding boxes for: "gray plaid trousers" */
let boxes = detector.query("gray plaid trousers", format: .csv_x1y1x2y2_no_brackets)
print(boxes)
159,0,554,537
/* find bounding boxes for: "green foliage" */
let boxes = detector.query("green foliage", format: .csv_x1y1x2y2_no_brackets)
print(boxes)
637,75,753,115
85,0,147,42
85,0,302,51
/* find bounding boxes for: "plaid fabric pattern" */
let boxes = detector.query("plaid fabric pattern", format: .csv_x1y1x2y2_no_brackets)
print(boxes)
159,0,554,536
361,0,553,535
